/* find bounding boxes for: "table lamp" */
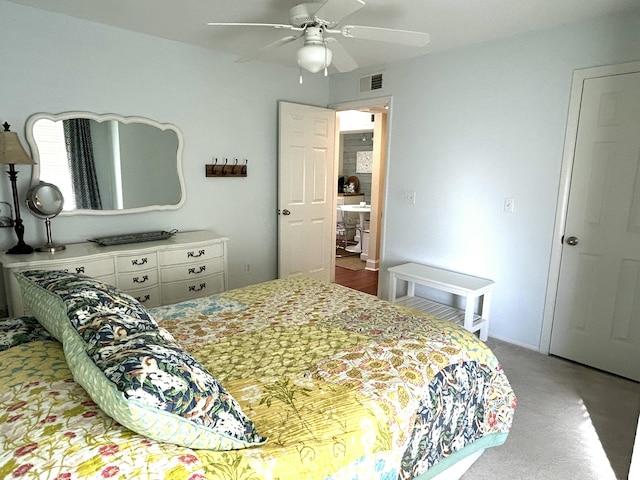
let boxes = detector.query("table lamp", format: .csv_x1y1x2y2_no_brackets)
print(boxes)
0,122,35,254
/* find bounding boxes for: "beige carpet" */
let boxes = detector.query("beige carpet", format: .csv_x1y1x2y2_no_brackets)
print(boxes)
335,255,366,270
462,339,640,479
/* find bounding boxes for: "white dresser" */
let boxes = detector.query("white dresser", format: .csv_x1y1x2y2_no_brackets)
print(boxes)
0,230,228,317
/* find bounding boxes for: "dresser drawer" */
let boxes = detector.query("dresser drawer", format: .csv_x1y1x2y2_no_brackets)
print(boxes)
98,274,117,288
160,242,224,266
0,231,227,317
128,286,161,308
117,253,158,272
160,257,224,283
161,273,225,304
40,257,115,278
117,268,159,291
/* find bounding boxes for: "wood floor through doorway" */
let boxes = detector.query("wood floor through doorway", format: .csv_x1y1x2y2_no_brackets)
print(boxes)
335,265,378,296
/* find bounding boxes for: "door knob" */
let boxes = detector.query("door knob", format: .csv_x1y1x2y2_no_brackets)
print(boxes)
565,236,579,246
282,209,291,216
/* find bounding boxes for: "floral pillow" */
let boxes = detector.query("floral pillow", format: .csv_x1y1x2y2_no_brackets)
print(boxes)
16,269,155,342
87,329,261,444
89,312,159,346
0,316,53,352
15,270,266,450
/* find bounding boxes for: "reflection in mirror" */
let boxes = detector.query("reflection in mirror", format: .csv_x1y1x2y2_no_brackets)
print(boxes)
27,112,185,215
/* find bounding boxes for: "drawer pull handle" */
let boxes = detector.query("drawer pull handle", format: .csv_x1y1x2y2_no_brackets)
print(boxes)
133,275,149,284
188,266,206,275
187,249,205,258
188,283,206,292
131,258,148,266
75,267,85,274
136,294,151,303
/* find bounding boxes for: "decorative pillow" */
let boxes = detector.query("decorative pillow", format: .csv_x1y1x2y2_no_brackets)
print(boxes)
0,316,54,352
89,312,160,346
16,270,155,342
15,270,266,450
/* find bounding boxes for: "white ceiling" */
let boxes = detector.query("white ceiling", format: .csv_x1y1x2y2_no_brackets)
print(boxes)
7,0,640,73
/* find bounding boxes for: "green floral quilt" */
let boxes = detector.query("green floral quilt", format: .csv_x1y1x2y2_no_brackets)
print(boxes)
0,277,516,479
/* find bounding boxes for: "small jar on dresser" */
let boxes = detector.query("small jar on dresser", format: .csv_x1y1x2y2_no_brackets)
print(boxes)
0,230,228,317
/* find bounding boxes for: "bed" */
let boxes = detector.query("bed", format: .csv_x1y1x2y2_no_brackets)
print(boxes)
0,272,516,479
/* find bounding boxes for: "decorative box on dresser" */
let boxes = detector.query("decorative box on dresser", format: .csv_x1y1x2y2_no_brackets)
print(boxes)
0,230,228,317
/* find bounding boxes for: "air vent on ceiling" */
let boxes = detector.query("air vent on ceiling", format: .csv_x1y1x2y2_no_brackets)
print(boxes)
359,72,384,93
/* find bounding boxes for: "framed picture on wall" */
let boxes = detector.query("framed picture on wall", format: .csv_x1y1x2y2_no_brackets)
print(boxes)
356,151,373,173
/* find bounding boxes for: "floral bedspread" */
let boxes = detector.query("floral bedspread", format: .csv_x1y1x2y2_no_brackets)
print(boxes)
0,277,515,479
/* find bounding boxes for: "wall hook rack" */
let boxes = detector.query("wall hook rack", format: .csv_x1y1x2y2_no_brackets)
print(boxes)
205,158,247,177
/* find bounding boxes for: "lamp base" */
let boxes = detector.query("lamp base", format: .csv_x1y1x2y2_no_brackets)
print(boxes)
35,243,66,253
5,164,34,255
7,241,34,255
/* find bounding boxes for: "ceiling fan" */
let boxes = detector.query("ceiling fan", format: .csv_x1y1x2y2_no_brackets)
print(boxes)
207,0,430,77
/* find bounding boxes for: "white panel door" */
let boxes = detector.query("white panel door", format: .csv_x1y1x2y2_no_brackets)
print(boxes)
278,101,336,281
631,414,640,480
550,71,640,381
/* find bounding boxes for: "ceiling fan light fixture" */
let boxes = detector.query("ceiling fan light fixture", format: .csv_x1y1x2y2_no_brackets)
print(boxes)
208,0,430,75
297,43,332,73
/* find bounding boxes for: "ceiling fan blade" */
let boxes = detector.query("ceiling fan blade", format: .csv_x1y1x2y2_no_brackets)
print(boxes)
314,0,365,26
325,38,359,73
341,25,430,47
206,22,296,30
236,34,302,63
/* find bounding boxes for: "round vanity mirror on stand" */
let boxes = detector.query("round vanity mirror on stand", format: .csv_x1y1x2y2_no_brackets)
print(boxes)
26,181,66,252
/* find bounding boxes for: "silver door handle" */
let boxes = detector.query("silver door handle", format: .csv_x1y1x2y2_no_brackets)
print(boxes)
281,209,291,216
565,236,579,246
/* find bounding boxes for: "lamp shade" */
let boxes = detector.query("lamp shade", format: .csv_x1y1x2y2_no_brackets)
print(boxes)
0,123,34,165
297,43,333,73
1,121,35,254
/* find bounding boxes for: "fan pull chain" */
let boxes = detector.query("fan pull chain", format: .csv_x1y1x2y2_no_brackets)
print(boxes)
299,68,304,84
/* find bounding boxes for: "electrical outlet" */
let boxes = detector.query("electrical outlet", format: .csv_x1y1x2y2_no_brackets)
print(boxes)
504,197,515,213
403,191,416,204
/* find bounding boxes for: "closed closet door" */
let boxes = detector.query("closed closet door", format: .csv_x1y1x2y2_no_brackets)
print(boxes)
550,70,640,382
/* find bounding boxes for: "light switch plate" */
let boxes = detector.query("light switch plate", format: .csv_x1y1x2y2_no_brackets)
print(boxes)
403,191,416,204
504,197,515,213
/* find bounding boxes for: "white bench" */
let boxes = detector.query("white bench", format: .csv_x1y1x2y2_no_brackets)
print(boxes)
388,263,494,341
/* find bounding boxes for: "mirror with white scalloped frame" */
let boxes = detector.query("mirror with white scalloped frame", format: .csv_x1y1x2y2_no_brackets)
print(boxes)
26,112,185,216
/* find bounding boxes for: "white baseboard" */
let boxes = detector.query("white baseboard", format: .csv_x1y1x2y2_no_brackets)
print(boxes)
486,334,539,351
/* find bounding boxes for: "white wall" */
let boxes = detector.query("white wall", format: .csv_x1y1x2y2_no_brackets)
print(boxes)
0,1,329,291
330,10,640,349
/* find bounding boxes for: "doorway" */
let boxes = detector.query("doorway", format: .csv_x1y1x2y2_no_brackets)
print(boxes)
331,97,390,296
335,111,374,271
